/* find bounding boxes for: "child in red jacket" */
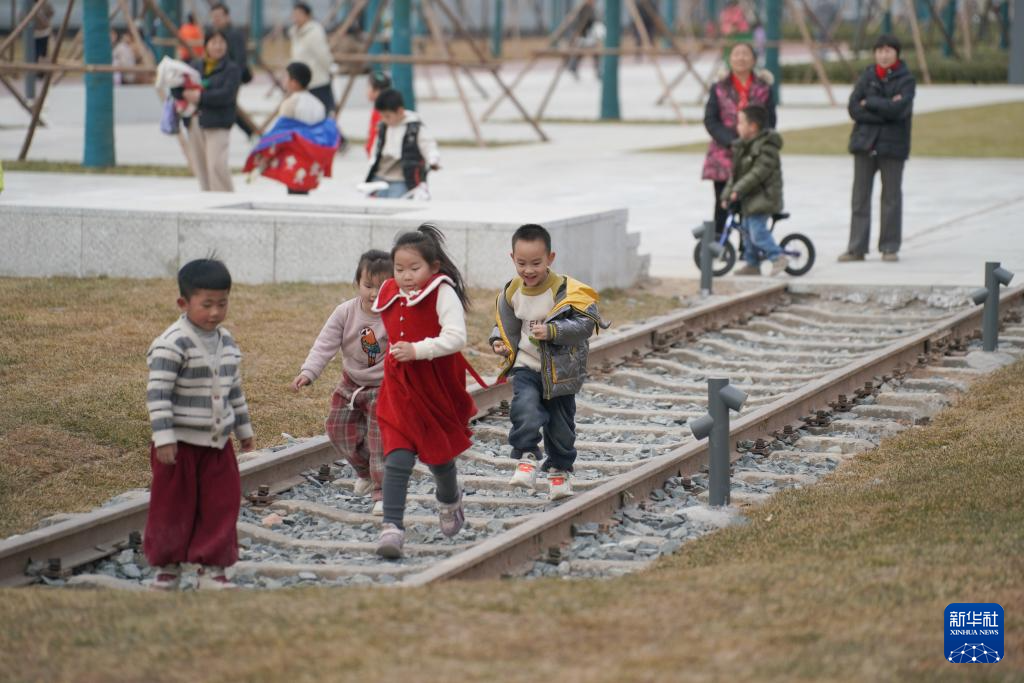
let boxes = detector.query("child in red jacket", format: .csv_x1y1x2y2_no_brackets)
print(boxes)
372,224,477,559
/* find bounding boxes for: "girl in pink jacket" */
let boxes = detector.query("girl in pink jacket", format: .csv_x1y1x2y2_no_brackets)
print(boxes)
292,250,392,513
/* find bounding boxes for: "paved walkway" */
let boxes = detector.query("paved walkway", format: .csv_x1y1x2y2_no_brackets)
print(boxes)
2,56,1023,286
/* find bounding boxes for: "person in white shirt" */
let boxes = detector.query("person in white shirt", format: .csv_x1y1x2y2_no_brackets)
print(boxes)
364,88,440,199
288,2,335,112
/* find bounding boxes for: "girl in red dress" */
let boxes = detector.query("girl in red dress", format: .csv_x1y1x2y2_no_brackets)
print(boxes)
373,224,477,559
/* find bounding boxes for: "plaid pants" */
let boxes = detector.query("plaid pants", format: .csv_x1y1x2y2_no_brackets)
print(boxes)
325,374,383,500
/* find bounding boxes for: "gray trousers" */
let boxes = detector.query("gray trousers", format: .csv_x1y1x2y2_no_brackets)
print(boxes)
849,153,905,255
382,449,459,530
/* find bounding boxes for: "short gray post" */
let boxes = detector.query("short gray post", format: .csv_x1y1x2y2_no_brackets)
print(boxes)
707,378,730,506
688,379,748,507
983,261,1000,351
692,221,719,297
971,261,1015,351
700,220,714,295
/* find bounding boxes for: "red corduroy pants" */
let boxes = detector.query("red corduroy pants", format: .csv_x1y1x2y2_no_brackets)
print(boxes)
143,441,241,568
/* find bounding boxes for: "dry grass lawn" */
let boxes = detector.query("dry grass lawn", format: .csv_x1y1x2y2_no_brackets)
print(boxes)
0,277,678,538
1,356,1022,681
642,102,1024,158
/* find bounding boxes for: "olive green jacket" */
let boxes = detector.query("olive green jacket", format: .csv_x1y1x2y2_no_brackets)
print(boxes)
720,129,784,216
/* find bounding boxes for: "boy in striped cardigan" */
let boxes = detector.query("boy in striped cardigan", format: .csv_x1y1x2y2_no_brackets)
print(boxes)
144,259,255,590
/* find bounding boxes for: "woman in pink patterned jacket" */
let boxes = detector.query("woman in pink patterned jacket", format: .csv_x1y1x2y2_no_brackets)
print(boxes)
702,42,776,234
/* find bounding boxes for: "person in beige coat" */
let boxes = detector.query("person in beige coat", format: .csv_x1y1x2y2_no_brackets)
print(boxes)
288,3,334,112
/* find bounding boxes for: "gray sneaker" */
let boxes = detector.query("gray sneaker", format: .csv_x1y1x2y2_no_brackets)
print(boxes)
882,252,899,262
837,252,865,262
770,255,789,276
438,490,465,538
734,263,761,276
376,523,404,559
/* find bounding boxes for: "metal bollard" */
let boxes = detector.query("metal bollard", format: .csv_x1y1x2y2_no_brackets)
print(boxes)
688,378,748,506
970,261,1015,351
692,221,724,297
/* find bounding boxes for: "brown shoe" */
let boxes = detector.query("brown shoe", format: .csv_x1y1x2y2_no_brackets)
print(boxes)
837,252,865,263
882,252,899,262
734,264,761,276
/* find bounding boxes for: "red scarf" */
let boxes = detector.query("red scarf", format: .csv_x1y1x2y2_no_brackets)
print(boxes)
731,72,752,108
875,60,900,80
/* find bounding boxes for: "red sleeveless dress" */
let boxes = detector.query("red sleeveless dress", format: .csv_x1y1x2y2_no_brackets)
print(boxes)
373,274,477,465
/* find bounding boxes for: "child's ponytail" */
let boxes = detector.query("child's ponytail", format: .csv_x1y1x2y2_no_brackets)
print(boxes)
391,224,470,311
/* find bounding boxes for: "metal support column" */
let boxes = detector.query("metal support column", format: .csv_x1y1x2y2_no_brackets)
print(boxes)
83,0,116,166
392,0,415,108
1010,0,1024,79
249,0,263,60
492,0,505,57
601,0,622,119
765,0,781,102
942,0,957,56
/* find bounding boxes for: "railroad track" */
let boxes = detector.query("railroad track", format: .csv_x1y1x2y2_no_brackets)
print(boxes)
2,283,1022,589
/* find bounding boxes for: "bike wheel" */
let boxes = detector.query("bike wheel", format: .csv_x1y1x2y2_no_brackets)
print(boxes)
780,233,816,276
692,241,737,277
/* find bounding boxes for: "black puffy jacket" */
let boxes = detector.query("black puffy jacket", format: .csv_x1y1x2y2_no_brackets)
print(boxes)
191,58,241,130
847,61,915,160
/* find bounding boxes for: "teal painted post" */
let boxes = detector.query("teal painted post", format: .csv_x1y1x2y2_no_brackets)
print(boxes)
250,0,263,60
942,0,957,56
492,0,505,57
392,0,415,109
664,0,677,46
1000,0,1010,49
706,0,717,29
83,0,116,167
601,0,621,119
765,0,781,102
158,0,179,60
882,9,892,33
22,0,35,99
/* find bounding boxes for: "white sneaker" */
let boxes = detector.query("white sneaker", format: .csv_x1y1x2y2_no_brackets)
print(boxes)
197,565,238,590
353,477,374,497
149,564,181,591
509,456,539,489
547,470,573,501
372,500,384,516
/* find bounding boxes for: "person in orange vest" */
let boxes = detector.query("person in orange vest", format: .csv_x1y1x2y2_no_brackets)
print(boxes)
178,13,205,61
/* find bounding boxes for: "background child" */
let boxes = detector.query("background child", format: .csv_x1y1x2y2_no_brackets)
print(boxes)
721,103,787,276
144,258,254,590
365,88,440,199
365,71,391,157
490,224,604,501
244,61,341,196
372,225,476,559
278,61,327,124
292,250,392,514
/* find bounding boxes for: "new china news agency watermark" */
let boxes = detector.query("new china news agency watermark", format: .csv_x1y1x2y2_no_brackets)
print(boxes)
946,603,1004,663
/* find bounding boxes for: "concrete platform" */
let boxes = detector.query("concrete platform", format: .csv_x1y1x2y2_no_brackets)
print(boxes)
0,193,647,288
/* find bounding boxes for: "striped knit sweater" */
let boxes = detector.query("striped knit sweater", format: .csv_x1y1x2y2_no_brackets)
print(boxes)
146,316,254,449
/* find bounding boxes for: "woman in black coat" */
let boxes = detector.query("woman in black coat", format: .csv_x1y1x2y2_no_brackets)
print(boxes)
182,30,241,192
840,34,915,262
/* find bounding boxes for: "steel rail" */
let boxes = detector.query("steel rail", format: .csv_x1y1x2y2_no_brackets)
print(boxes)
403,285,1024,584
0,284,787,587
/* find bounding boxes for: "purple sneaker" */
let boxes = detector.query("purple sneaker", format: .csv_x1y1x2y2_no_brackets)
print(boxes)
438,490,465,538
